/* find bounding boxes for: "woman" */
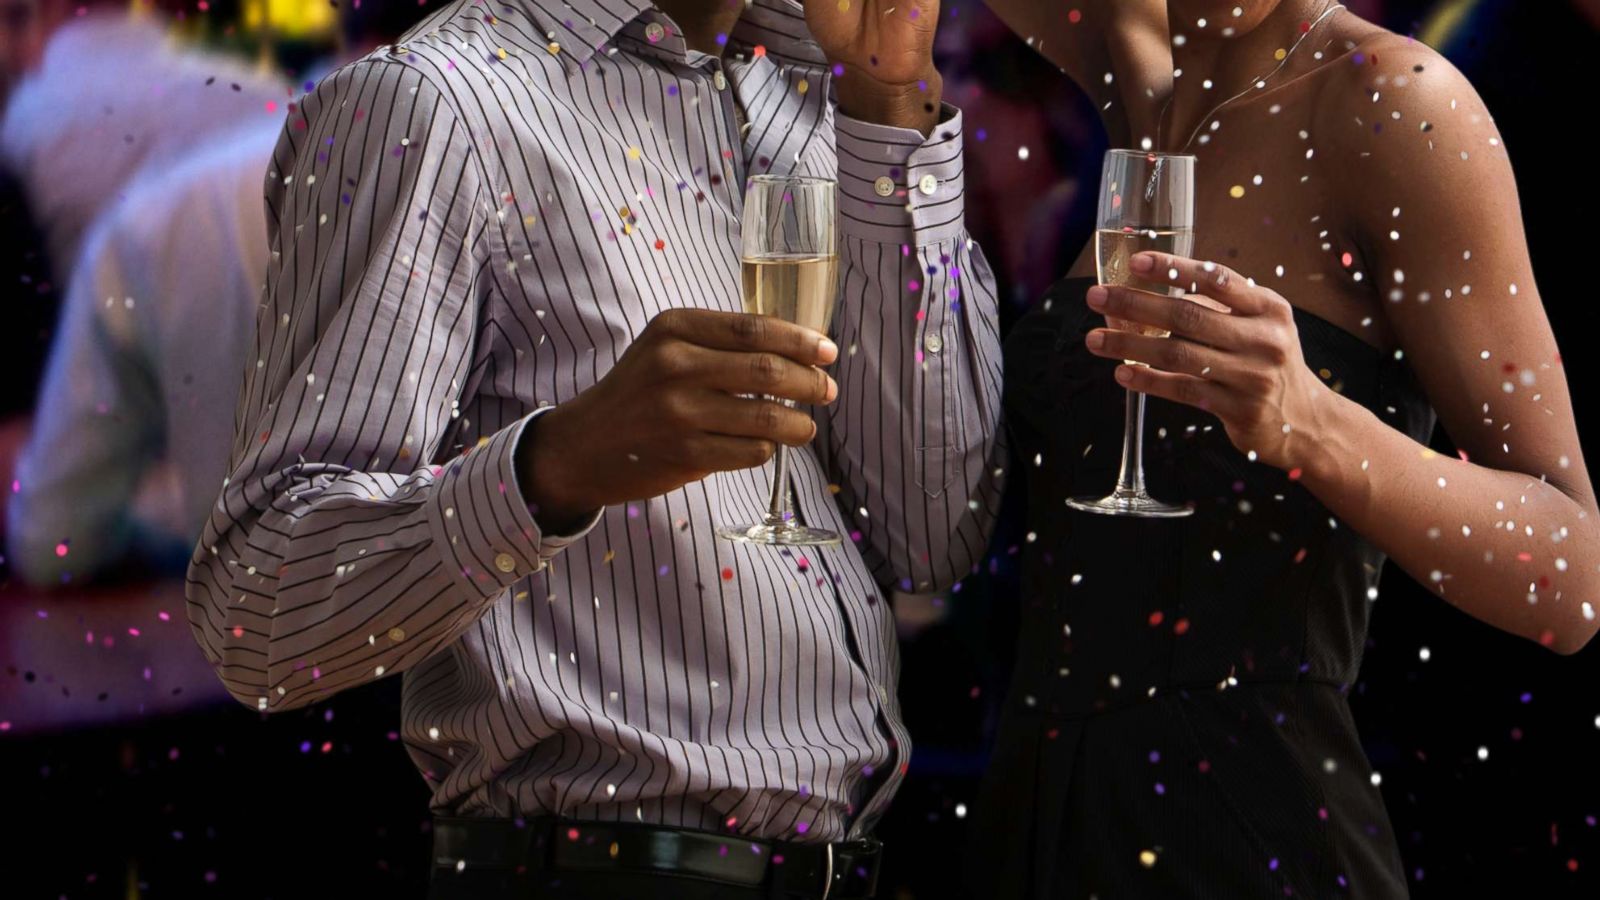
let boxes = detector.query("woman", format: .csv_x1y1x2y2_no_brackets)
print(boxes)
970,1,1598,896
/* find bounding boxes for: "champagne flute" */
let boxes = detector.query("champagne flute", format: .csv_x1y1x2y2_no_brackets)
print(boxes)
716,174,841,546
1066,149,1197,518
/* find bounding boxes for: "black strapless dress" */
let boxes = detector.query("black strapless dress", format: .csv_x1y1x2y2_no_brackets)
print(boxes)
970,277,1436,898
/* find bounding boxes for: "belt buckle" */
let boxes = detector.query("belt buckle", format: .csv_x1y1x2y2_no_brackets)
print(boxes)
819,843,834,900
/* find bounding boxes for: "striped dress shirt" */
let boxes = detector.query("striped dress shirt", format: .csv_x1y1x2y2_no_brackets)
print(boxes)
186,0,1003,843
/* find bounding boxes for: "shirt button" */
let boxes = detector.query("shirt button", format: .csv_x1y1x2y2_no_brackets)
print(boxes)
918,174,938,195
713,69,728,91
873,176,895,198
494,553,517,573
644,22,665,42
923,331,944,354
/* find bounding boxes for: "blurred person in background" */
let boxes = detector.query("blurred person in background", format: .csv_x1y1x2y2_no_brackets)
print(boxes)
4,0,430,589
934,7,1103,320
0,0,286,280
3,4,438,897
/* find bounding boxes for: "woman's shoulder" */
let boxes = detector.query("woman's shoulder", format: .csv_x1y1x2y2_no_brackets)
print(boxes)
1309,24,1488,155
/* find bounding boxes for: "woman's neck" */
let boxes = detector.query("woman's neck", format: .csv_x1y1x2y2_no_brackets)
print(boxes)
1159,0,1341,151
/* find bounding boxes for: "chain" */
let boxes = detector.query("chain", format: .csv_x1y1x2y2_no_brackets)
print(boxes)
1157,2,1345,152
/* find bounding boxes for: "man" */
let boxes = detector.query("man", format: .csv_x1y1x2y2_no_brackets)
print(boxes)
186,0,1003,895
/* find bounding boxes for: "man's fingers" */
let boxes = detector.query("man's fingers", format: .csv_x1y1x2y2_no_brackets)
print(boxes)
652,308,838,365
680,392,819,446
681,434,779,473
671,345,837,404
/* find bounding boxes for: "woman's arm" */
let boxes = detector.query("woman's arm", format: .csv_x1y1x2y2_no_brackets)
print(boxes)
1084,45,1598,654
1322,43,1597,653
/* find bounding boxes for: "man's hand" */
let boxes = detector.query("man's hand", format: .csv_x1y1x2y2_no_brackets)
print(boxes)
516,309,839,533
804,0,944,134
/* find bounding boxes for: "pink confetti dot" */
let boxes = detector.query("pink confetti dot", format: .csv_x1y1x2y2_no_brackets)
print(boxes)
54,542,68,558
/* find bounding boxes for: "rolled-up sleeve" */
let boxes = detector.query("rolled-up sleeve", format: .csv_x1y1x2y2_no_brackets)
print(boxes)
821,105,1006,593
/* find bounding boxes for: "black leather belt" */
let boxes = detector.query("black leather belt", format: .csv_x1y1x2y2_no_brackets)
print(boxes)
432,815,882,899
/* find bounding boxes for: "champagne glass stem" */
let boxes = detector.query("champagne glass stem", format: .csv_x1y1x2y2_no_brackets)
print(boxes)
764,443,790,527
1114,389,1148,496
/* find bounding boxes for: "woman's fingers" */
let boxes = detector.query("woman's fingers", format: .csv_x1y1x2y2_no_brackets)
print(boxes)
1129,252,1281,317
1086,329,1248,384
1087,284,1245,349
1112,363,1247,420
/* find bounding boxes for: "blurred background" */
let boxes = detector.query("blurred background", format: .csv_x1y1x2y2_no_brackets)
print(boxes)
0,0,1594,896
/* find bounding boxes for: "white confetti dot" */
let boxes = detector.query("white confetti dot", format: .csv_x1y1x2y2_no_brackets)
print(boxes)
1018,146,1030,161
428,726,440,740
1370,771,1383,786
1476,746,1489,761
955,803,968,818
1419,646,1432,661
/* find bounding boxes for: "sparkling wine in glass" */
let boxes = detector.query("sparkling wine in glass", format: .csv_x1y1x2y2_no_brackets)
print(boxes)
716,174,841,546
1066,149,1197,518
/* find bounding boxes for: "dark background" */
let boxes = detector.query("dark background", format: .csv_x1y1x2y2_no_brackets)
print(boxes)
3,0,1596,897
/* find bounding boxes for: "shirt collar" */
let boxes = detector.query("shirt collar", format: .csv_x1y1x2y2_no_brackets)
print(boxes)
508,0,828,68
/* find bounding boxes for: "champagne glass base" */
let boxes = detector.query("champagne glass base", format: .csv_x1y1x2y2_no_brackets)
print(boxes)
716,522,842,546
1065,490,1194,518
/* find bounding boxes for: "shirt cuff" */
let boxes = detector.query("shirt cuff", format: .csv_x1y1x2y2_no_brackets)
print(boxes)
425,407,601,599
835,103,966,247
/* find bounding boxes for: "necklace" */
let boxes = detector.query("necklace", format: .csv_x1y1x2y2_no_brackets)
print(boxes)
1158,1,1345,152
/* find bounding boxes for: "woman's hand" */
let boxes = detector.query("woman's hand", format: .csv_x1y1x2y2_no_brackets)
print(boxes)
1084,252,1343,475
